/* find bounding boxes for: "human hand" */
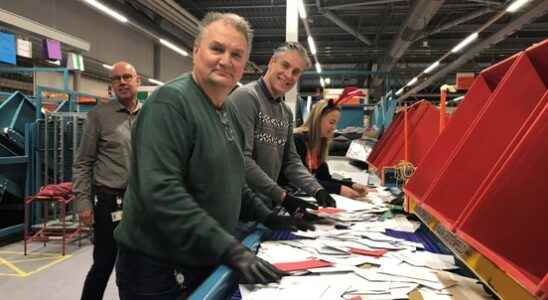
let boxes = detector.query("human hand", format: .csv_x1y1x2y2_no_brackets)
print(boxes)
79,209,94,226
222,242,287,284
282,194,318,214
263,213,315,231
315,189,336,207
351,183,368,196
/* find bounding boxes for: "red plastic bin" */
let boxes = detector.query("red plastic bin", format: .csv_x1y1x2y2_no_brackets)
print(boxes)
405,53,519,204
419,51,547,229
374,101,445,171
456,97,548,297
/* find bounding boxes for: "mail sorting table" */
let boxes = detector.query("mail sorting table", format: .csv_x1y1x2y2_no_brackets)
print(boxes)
188,221,479,300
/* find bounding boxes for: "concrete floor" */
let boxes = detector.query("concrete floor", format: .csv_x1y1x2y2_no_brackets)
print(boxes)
0,239,118,299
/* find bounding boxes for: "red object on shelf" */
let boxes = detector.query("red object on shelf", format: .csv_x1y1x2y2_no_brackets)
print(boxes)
273,259,333,272
404,53,519,205
456,72,475,90
350,247,387,257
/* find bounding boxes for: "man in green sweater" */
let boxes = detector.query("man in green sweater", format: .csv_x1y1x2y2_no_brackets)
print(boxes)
114,12,313,299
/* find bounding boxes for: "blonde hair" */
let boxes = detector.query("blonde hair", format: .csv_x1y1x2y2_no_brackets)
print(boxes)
294,99,341,164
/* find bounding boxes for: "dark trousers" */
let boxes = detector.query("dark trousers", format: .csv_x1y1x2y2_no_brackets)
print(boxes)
116,246,213,300
81,191,122,300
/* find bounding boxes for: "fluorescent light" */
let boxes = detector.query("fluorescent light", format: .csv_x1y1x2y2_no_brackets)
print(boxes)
298,0,307,19
506,0,532,12
423,61,440,74
406,77,418,87
315,62,322,73
307,36,317,55
451,32,479,53
320,77,325,87
102,64,113,70
395,88,404,96
160,39,189,56
325,78,331,85
84,0,128,23
148,78,164,85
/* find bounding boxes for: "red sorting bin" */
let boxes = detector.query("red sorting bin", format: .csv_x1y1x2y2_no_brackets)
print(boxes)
420,51,547,229
405,53,520,205
456,98,548,297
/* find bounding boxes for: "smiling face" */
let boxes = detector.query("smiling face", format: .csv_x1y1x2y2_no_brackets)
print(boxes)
263,50,307,98
320,110,341,138
192,20,249,92
110,63,140,102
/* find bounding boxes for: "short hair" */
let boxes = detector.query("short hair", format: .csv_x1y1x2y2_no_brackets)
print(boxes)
194,12,254,52
272,42,312,68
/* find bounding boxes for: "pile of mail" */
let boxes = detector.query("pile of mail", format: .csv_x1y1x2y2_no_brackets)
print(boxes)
239,189,493,300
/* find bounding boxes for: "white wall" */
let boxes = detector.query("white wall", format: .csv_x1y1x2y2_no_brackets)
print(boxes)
0,0,193,81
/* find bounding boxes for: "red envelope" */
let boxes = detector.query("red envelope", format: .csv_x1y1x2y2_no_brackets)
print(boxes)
273,259,333,272
349,247,387,257
315,207,346,214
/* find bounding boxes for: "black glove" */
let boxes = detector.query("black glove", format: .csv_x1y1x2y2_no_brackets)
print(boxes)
222,242,287,284
263,213,316,231
315,189,337,207
282,194,318,214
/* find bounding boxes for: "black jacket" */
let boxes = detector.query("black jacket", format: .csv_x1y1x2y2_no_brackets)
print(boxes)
285,132,354,194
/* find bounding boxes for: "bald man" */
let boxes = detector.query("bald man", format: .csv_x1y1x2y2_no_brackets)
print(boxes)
73,61,142,300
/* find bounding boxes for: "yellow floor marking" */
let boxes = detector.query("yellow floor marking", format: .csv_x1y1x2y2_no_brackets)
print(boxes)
0,272,23,277
9,256,64,264
23,254,72,277
0,250,59,257
0,256,27,276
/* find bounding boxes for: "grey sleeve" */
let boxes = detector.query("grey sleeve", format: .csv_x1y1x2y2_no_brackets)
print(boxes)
229,88,286,203
72,109,98,212
240,184,272,223
282,108,323,195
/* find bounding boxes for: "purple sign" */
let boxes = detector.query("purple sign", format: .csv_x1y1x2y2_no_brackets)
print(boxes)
43,39,61,60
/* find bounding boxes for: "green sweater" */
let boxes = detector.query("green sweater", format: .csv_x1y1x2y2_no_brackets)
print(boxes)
114,73,271,268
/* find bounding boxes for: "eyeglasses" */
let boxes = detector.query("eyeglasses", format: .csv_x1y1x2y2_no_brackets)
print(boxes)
111,73,134,84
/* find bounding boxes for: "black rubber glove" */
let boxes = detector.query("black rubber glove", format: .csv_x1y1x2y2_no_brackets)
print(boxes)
282,194,318,214
221,242,287,284
263,213,316,231
315,189,337,207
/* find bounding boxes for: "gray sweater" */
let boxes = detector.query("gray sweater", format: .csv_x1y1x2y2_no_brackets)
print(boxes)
228,78,323,203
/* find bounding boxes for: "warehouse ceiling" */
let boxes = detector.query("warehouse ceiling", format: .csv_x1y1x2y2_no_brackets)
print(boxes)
120,0,548,101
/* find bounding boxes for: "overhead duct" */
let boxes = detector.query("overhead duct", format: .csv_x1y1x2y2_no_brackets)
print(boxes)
316,1,372,46
135,0,200,38
372,0,444,90
412,8,494,43
398,0,548,101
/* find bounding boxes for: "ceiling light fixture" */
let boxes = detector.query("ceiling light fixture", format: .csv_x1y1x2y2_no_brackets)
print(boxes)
84,0,128,23
307,36,317,55
451,32,479,53
160,39,189,57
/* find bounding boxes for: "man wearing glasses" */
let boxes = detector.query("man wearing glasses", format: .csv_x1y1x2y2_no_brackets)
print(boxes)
73,61,141,300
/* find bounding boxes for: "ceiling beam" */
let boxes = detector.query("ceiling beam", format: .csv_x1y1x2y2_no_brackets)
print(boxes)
324,0,408,10
372,0,444,90
399,0,548,100
413,8,494,42
315,1,373,46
